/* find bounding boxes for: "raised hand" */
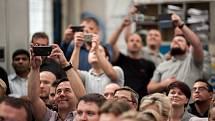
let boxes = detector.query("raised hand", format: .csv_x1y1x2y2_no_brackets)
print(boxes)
74,32,84,48
63,25,74,43
171,13,184,27
49,44,68,67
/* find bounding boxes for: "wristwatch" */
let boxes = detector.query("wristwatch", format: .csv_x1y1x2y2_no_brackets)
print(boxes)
63,62,73,71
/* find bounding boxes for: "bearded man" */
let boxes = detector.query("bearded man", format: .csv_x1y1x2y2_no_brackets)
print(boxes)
147,13,204,93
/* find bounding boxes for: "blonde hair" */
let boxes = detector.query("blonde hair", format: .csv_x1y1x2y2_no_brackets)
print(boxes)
136,109,161,121
139,93,170,120
119,110,138,121
0,78,7,95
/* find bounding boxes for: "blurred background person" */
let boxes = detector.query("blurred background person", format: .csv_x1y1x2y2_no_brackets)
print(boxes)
8,49,30,97
103,83,121,100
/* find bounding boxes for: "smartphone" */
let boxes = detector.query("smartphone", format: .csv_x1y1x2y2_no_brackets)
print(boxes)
158,14,173,28
70,26,84,32
33,46,52,56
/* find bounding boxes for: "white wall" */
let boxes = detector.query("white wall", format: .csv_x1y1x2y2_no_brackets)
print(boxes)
0,0,29,74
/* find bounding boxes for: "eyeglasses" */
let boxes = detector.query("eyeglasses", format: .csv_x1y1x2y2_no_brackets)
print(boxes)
192,87,209,92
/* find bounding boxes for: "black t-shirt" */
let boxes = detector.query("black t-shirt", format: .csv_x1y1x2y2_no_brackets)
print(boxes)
113,53,155,100
188,103,209,117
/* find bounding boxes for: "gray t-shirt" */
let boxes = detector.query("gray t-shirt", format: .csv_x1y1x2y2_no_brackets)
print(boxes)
79,66,124,94
140,47,165,67
151,52,203,89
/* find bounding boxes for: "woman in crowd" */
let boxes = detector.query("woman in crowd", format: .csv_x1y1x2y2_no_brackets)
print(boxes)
167,81,195,121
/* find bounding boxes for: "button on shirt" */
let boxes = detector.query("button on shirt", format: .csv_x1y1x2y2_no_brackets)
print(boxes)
8,73,28,97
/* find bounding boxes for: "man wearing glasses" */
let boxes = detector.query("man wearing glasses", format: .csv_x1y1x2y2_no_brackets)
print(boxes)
113,86,139,110
188,79,214,117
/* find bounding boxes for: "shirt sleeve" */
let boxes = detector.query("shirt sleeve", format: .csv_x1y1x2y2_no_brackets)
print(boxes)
43,108,57,121
112,66,124,86
151,66,161,82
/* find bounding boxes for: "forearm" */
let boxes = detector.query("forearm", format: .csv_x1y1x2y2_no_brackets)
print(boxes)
65,66,86,100
147,81,165,94
28,67,46,121
124,24,132,42
96,51,118,81
181,25,203,62
28,68,40,101
70,46,80,69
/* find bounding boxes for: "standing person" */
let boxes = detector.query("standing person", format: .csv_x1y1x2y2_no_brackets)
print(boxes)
8,49,30,97
61,17,112,71
71,32,124,94
188,79,213,117
125,6,165,66
28,44,85,121
109,16,155,100
31,32,67,80
147,13,204,93
140,29,165,66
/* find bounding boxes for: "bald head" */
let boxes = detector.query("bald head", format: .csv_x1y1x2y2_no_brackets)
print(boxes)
103,83,120,100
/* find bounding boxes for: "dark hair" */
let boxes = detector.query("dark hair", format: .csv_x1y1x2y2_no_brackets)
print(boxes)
114,86,139,105
40,59,67,79
167,81,191,106
51,80,60,88
81,17,99,27
174,34,190,46
100,100,132,116
12,49,30,60
77,93,106,108
0,96,33,121
55,78,69,87
195,79,213,92
31,32,49,43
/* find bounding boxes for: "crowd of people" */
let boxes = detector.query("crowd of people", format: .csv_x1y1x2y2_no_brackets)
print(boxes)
0,5,214,121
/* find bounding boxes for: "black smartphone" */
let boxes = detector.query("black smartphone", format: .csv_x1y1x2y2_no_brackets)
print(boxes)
158,13,173,28
70,26,84,32
33,46,52,56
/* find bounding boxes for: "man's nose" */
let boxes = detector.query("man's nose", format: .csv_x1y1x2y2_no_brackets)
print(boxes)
80,113,87,121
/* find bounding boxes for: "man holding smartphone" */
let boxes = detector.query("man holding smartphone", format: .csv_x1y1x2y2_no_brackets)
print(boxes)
60,16,112,71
